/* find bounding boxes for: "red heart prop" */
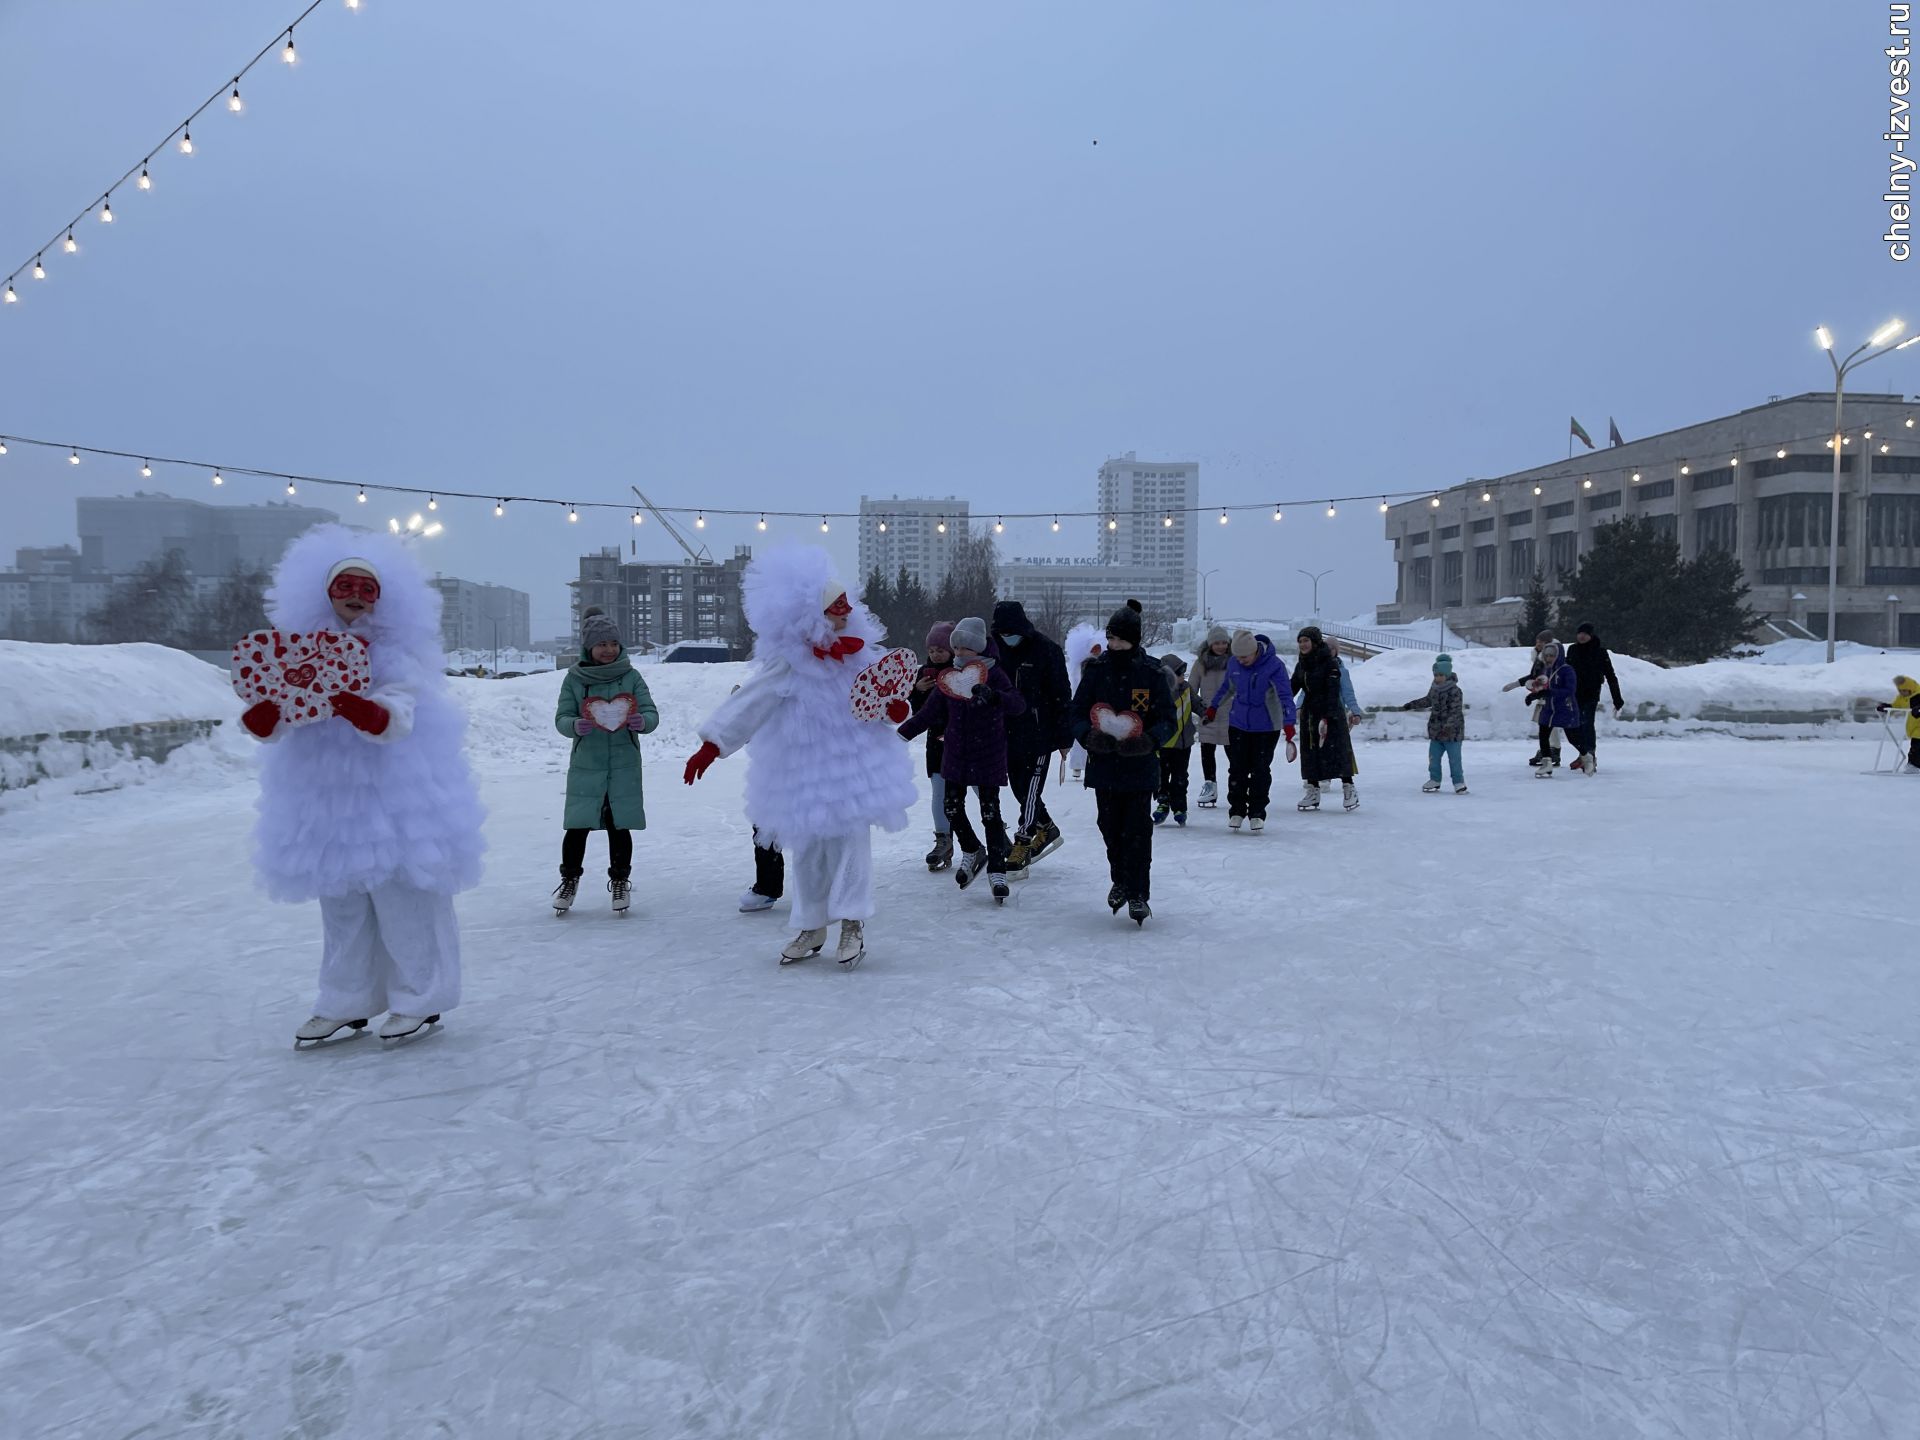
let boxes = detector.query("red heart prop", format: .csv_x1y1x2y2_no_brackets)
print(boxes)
848,648,919,722
582,693,637,732
229,630,372,728
938,662,990,701
1090,702,1144,740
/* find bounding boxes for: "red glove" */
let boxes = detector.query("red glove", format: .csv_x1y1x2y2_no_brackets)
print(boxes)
1283,724,1296,741
684,740,720,785
1204,707,1218,724
241,700,280,739
885,698,911,723
811,636,867,662
329,691,390,736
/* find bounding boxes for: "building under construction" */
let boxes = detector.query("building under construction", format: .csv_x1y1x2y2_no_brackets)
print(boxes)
570,491,753,655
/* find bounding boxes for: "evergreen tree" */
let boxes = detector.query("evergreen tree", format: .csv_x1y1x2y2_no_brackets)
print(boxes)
1514,569,1555,647
1556,516,1758,663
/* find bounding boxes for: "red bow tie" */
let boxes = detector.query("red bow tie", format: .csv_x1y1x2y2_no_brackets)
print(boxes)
812,635,867,662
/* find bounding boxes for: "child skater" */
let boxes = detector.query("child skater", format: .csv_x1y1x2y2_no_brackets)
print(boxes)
1526,641,1582,778
895,616,1026,900
1877,674,1920,771
1399,653,1467,793
241,526,485,1046
684,546,916,967
914,621,956,872
1070,600,1176,925
552,606,658,916
1153,653,1197,826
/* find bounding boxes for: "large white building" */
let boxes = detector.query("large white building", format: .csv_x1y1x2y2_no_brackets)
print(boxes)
1096,455,1200,619
430,575,531,654
857,497,971,594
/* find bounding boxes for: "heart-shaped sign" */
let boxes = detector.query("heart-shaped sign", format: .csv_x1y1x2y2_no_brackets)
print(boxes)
938,662,990,701
583,693,637,732
848,647,919,722
1090,702,1144,740
230,630,372,727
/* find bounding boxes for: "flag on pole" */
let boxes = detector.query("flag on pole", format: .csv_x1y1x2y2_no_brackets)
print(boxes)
1608,417,1625,448
1570,416,1595,450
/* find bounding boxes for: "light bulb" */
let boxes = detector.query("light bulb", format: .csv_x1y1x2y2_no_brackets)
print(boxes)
140,460,152,477
877,519,886,533
1884,443,1893,454
3,282,14,304
68,449,80,465
1481,491,1492,502
138,167,151,191
0,440,8,455
180,130,194,154
1107,517,1117,531
346,0,361,9
1776,449,1787,459
994,518,1004,534
631,510,641,525
407,513,424,531
282,32,297,64
1632,472,1642,482
423,522,442,537
1273,506,1283,522
1581,478,1592,489
388,518,400,533
494,500,504,517
1326,504,1337,518
1865,430,1874,440
820,517,830,533
228,83,243,113
696,513,706,529
1431,496,1442,506
937,519,947,534
1729,456,1739,467
64,231,77,253
428,495,437,511
1218,510,1228,525
356,487,367,504
568,506,578,522
1533,485,1542,496
1051,518,1060,532
286,480,296,494
99,198,113,224
1379,501,1389,513
212,471,224,486
757,515,767,531
32,258,45,279
1907,417,1915,428
1680,464,1690,475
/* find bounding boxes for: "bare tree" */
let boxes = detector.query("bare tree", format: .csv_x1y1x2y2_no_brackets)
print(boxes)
1026,582,1076,645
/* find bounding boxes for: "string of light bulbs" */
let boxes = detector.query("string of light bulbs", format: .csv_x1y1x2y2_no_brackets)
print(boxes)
2,0,345,311
0,420,1910,533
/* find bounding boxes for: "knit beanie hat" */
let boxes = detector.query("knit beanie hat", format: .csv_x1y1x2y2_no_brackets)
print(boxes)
950,616,989,653
820,582,853,617
580,606,621,652
926,621,955,653
1297,624,1324,647
1433,653,1454,676
1205,624,1231,648
1161,652,1187,676
1105,598,1144,647
1576,622,1596,639
326,556,381,588
1535,630,1556,647
1230,629,1258,660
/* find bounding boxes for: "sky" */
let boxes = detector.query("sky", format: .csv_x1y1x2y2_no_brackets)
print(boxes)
0,1,1910,636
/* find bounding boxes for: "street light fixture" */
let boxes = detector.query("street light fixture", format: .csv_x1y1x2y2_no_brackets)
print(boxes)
1815,318,1911,661
1198,567,1220,622
1298,567,1334,617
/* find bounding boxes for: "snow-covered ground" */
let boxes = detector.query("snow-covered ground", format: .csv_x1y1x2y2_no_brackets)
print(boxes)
3,657,1917,1437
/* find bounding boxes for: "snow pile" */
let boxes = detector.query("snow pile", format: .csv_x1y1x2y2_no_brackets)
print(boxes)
1348,645,1913,740
1733,637,1920,665
0,640,241,737
1170,614,1471,653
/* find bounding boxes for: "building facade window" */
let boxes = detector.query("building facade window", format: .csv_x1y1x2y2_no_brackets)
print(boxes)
1471,517,1495,533
1409,532,1429,547
1762,566,1844,585
1586,490,1621,511
1696,504,1738,554
1472,545,1497,602
1548,531,1579,578
1439,524,1460,540
1869,494,1920,548
1647,513,1678,544
1759,492,1846,551
1545,501,1575,519
1691,467,1735,492
1504,512,1531,530
1441,550,1463,606
1508,537,1536,576
1634,479,1675,501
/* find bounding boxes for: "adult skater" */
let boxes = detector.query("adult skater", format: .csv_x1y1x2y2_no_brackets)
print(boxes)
1191,625,1233,808
991,601,1073,875
1293,626,1359,811
1070,599,1177,925
683,547,916,967
896,616,1026,900
1204,629,1297,831
551,606,658,915
242,526,485,1046
1565,622,1626,774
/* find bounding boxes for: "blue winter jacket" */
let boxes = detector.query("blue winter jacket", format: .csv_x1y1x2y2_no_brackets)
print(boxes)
1534,649,1582,729
1208,637,1298,734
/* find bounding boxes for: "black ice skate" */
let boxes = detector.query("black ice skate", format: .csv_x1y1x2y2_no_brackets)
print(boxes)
1107,883,1127,914
925,831,954,872
955,850,987,890
1128,898,1151,927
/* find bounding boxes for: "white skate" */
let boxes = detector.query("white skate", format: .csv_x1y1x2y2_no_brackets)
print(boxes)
781,927,827,964
835,920,866,968
379,1012,440,1041
294,1015,367,1048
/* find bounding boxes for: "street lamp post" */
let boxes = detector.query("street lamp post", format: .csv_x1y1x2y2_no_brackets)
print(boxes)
489,617,501,677
1298,567,1334,617
1817,319,1917,662
1199,568,1220,623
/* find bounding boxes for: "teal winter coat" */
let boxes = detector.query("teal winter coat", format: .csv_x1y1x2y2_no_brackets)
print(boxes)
555,650,660,830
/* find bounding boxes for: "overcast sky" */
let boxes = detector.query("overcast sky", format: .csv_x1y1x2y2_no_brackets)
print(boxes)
0,1,1908,635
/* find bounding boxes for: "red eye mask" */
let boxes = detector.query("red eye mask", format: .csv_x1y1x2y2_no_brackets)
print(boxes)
328,575,381,603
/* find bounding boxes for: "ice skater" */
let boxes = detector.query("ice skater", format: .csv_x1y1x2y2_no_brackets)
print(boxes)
683,547,916,967
1565,622,1625,774
241,526,485,1046
912,622,956,872
1153,653,1197,826
1292,626,1359,812
1526,641,1582,778
1191,625,1232,808
1397,653,1468,793
1877,675,1920,771
551,606,658,916
1204,629,1297,831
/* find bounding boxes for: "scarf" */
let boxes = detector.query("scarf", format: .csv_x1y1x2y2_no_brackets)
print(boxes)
569,652,635,686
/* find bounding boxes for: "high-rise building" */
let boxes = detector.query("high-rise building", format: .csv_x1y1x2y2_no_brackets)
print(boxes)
430,575,531,654
75,492,341,577
858,498,971,595
1096,456,1200,618
1376,390,1920,647
572,545,753,656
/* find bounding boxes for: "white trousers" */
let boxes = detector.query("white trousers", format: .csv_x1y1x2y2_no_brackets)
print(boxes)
788,831,874,931
316,883,462,1019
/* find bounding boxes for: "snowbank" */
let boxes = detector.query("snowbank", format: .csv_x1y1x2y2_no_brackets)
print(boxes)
1348,645,1914,740
1734,637,1920,666
0,640,241,737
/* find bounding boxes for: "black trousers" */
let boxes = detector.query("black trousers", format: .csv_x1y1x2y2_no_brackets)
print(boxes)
1095,789,1154,900
945,784,1011,870
1909,737,1920,770
561,797,632,880
1568,703,1600,757
1226,727,1282,819
1199,741,1218,784
751,826,784,899
1535,722,1562,760
1157,748,1191,813
1007,749,1053,836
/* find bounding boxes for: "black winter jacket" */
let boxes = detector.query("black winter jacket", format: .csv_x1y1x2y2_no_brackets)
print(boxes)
1069,648,1177,793
991,602,1073,755
1566,635,1625,711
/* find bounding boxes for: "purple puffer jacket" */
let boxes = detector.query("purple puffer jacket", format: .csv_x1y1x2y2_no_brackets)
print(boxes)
1532,648,1582,730
895,645,1028,786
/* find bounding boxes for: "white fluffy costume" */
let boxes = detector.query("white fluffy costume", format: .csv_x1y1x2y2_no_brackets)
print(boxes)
695,546,915,931
250,525,484,1019
1064,623,1104,772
